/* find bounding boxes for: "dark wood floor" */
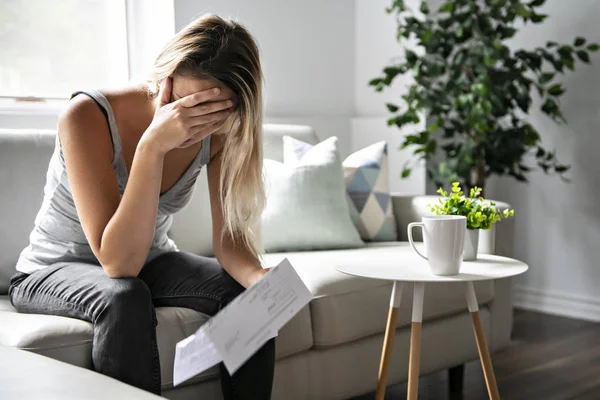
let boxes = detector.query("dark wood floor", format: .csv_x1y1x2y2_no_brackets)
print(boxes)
352,310,600,400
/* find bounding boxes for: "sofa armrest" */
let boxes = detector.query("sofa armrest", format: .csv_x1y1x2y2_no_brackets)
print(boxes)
391,194,515,257
391,195,436,242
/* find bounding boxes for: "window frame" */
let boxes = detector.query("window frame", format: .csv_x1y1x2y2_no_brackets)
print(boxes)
0,0,171,116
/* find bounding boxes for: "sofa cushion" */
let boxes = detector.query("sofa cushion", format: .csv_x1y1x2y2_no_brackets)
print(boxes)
0,297,94,366
262,242,495,347
0,295,313,390
262,137,364,252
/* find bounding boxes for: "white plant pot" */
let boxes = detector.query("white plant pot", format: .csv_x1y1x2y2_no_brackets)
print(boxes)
463,229,480,261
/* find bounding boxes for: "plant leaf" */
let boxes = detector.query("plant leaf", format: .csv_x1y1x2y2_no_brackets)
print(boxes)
405,50,418,64
419,1,429,14
536,147,546,158
428,123,441,133
547,84,565,96
577,50,591,63
439,2,454,13
587,43,600,51
472,83,489,96
563,57,575,70
386,103,399,112
574,37,586,47
529,0,546,7
401,168,411,178
499,26,517,39
516,6,532,18
539,72,554,84
541,98,558,115
530,13,548,23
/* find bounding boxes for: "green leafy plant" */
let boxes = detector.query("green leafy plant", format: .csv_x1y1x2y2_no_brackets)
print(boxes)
369,0,599,193
429,182,514,229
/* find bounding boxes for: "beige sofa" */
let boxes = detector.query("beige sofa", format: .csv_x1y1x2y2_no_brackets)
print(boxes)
0,125,515,399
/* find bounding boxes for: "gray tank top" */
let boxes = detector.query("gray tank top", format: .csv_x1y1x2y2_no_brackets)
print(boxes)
16,90,211,274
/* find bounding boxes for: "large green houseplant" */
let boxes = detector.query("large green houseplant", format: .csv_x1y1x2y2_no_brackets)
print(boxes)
369,0,599,193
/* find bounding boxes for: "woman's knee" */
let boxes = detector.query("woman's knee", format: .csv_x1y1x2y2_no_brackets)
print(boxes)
99,278,153,319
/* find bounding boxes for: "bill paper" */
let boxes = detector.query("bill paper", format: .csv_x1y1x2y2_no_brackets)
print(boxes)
173,258,312,386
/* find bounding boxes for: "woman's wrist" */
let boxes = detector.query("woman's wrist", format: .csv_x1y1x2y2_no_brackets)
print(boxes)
137,134,168,157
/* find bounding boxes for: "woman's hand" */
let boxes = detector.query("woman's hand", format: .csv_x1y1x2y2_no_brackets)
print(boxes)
247,267,273,287
140,77,234,154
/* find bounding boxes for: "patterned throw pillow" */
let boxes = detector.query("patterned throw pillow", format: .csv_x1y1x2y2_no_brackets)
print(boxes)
284,137,398,241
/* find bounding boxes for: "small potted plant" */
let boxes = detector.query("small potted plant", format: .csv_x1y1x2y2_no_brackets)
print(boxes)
429,182,514,261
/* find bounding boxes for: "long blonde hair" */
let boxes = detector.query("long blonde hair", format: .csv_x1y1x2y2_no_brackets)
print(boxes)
149,14,264,261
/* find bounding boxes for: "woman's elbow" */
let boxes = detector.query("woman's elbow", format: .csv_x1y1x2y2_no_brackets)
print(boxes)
99,254,144,279
104,267,138,279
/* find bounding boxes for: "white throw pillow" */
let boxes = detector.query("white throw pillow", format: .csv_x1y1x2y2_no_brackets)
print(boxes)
261,137,364,252
284,137,398,241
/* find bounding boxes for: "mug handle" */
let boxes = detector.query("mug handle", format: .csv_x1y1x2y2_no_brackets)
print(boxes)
407,222,428,260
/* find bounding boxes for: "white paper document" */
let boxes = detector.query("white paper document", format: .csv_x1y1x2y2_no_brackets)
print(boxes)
173,258,312,386
173,328,221,386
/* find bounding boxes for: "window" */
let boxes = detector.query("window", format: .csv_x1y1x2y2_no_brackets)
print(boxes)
0,0,128,101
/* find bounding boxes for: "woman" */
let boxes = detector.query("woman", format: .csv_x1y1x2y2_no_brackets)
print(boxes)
8,14,274,399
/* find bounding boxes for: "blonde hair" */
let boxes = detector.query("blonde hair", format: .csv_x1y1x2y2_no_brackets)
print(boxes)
149,14,264,261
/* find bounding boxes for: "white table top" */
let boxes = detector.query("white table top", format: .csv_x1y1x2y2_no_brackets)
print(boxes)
337,253,528,283
0,345,165,399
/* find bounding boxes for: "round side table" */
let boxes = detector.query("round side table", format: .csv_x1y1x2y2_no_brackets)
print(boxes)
337,253,528,400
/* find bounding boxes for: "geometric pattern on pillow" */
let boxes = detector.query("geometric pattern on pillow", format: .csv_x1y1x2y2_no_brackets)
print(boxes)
343,141,397,241
283,137,398,241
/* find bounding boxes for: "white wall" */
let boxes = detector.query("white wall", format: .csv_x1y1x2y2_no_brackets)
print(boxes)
174,0,355,156
487,0,600,321
353,0,426,194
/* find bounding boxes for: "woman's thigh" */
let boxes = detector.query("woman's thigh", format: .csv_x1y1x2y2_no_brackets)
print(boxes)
139,251,245,316
10,262,150,322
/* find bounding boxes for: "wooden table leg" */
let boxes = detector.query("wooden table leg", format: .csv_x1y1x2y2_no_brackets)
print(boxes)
407,282,425,400
466,282,500,400
376,281,403,400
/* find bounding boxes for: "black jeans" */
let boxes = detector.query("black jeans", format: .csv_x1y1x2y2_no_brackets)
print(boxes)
9,251,275,399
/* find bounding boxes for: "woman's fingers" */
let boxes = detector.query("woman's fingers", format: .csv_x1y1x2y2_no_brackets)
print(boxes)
177,87,221,108
157,77,173,108
187,99,234,117
189,108,232,128
177,122,223,148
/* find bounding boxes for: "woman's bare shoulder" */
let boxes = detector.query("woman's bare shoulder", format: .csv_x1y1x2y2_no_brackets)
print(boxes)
101,86,153,117
61,86,144,127
58,93,111,152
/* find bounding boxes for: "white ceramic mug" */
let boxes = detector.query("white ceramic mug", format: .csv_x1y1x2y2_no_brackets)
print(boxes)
407,216,466,276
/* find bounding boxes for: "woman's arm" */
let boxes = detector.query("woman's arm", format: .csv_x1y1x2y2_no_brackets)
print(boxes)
61,81,231,278
208,137,266,288
59,97,163,278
